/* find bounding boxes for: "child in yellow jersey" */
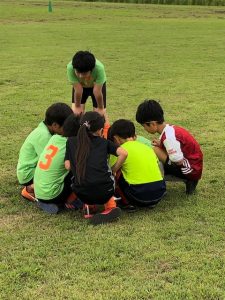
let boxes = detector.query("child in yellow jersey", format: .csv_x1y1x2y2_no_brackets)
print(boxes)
108,119,166,208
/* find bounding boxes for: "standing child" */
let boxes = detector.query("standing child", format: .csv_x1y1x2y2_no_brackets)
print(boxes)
67,51,106,117
65,111,128,225
17,103,73,201
34,114,81,214
136,99,203,194
108,119,166,209
67,50,110,137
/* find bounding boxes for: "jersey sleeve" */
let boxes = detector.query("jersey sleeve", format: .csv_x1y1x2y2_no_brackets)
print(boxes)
162,127,183,163
95,63,106,85
67,62,79,85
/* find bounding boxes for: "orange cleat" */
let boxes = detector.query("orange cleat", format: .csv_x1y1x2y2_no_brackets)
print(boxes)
21,187,36,202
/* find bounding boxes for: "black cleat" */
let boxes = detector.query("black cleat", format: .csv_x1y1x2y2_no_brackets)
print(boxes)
90,207,121,225
185,180,199,195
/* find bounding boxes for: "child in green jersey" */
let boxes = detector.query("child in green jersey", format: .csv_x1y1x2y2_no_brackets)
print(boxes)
17,103,73,202
67,51,107,117
108,119,166,208
34,114,81,214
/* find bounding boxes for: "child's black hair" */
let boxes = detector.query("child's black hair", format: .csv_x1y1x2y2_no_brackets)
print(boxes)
136,100,164,124
75,111,105,184
45,103,73,126
109,119,135,140
63,114,81,137
72,51,96,73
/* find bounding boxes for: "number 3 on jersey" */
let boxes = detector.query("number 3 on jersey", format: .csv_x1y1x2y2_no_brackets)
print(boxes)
39,145,59,170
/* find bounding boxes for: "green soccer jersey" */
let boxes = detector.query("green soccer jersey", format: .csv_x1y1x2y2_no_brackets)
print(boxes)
67,59,106,88
17,122,52,184
136,135,152,148
120,141,162,185
34,135,69,200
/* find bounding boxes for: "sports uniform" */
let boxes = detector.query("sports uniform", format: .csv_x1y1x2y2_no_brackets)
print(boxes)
65,135,118,204
160,124,203,181
17,122,52,185
34,134,72,205
117,140,166,207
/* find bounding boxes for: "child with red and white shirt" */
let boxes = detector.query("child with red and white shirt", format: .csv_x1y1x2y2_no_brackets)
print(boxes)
136,99,203,195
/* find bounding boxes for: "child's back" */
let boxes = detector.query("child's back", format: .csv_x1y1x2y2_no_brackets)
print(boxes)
34,134,68,201
17,121,52,185
120,140,162,185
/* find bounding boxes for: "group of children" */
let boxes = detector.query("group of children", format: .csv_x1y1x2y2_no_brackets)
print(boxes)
17,100,203,225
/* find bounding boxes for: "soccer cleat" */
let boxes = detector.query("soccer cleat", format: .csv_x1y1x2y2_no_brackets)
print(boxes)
185,180,199,195
21,187,36,202
89,207,121,225
37,201,59,214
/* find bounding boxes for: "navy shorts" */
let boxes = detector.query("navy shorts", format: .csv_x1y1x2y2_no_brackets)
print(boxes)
118,175,166,207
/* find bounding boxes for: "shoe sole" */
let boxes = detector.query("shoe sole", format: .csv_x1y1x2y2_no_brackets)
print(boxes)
37,201,59,214
90,207,121,225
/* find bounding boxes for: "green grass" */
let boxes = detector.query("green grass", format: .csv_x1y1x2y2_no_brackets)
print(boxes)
1,1,225,299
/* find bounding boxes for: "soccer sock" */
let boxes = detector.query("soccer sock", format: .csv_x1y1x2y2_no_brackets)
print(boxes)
104,197,117,210
103,123,110,139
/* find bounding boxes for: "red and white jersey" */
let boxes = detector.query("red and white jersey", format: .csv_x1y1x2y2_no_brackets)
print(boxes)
160,124,203,180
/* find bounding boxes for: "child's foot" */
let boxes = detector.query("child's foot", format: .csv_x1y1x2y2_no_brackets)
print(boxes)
21,187,36,202
37,201,59,214
89,207,121,225
185,180,199,195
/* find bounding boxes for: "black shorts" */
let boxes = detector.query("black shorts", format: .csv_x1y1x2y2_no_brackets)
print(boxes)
23,179,33,186
164,158,187,180
71,180,114,205
72,82,106,108
38,173,73,207
118,174,166,207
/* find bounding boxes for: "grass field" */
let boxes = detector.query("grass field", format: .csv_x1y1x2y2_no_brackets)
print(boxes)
1,1,225,299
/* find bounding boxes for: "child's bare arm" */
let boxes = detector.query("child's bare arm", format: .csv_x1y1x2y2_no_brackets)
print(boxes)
111,147,128,175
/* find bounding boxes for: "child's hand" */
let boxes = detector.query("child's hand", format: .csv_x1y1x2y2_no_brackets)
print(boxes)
152,139,160,147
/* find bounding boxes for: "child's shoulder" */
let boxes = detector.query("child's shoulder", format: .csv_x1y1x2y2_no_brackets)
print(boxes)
164,124,191,136
26,122,51,141
123,140,152,152
136,135,152,148
46,134,67,148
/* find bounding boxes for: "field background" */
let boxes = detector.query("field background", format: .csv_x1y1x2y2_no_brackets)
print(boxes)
1,1,225,299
